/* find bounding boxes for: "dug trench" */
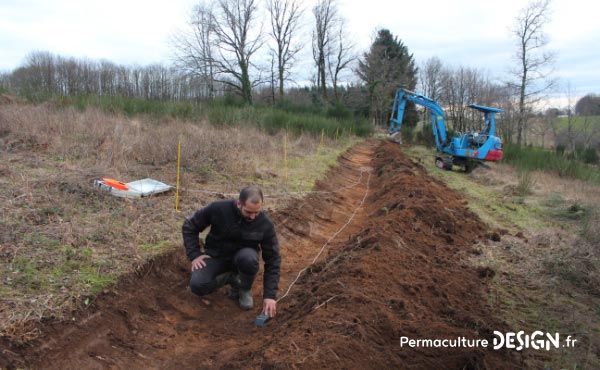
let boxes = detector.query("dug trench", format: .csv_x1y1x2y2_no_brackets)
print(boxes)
1,140,522,369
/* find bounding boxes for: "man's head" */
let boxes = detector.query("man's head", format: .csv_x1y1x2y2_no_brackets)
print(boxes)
237,185,263,222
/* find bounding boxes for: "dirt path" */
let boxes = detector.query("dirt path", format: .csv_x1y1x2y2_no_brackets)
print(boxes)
1,140,520,369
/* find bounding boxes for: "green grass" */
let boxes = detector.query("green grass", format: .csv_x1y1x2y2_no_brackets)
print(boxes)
7,240,119,296
206,101,371,138
555,115,600,131
503,144,600,184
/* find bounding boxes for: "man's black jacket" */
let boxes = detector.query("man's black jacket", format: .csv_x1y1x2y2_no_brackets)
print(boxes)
182,199,281,300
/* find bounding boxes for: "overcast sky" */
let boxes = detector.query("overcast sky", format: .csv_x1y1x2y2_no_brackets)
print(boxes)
1,0,598,107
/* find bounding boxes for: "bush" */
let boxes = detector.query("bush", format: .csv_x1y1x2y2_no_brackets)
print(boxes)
326,103,352,120
517,170,536,197
203,102,372,138
414,127,436,147
581,148,599,164
29,93,373,138
55,94,203,121
503,144,600,184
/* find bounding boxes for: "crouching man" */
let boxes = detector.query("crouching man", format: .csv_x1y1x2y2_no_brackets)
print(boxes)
182,186,280,318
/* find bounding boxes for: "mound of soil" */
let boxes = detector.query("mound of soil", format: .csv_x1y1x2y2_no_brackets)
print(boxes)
0,140,520,369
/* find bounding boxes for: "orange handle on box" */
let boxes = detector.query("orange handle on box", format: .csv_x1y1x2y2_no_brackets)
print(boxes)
102,178,129,191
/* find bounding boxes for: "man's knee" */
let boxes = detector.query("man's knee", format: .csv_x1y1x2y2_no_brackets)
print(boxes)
235,248,259,275
190,270,216,296
190,280,214,296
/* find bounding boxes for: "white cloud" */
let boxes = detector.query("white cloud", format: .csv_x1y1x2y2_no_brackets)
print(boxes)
1,0,599,95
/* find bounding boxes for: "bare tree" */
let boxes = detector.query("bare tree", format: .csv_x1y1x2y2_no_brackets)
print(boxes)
172,0,263,104
509,0,555,145
327,18,356,103
14,51,57,96
562,84,580,152
0,72,11,91
267,0,303,100
172,2,218,99
418,57,444,122
312,0,336,101
214,0,264,104
492,88,518,143
440,66,475,133
7,49,214,101
530,109,557,148
439,66,508,133
418,57,444,101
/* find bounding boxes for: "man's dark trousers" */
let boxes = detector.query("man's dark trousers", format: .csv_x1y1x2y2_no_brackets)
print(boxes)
189,247,259,296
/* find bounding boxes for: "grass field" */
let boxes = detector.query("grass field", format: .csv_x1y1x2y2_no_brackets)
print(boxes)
2,98,599,367
555,115,600,131
0,101,361,342
403,145,600,369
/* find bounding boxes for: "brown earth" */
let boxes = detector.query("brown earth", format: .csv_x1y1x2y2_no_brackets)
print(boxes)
0,140,523,369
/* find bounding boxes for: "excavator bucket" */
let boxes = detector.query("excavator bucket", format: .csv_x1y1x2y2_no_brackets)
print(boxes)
387,131,402,144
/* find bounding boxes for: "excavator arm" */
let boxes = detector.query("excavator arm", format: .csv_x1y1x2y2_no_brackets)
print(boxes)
390,89,449,149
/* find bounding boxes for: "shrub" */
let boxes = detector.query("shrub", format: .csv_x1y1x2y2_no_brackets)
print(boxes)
326,103,352,120
503,144,600,184
516,170,536,197
581,148,599,164
414,127,436,147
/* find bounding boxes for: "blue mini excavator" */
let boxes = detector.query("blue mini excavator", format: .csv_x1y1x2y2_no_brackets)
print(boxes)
388,88,504,173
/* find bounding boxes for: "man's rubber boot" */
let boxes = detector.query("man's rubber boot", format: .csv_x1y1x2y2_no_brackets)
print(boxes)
228,279,240,300
237,272,255,310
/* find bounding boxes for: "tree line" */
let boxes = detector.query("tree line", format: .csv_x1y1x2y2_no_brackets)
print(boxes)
0,0,597,152
0,51,209,101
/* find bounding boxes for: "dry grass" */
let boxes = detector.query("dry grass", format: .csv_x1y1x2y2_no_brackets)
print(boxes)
484,162,600,207
403,145,600,369
476,167,600,368
1,104,318,176
0,102,358,343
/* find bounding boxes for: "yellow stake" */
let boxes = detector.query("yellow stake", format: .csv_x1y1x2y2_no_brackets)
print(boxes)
317,128,325,155
335,127,339,142
284,133,288,182
175,139,181,211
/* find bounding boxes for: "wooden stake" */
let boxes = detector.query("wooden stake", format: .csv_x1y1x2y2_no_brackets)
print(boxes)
284,133,288,182
175,139,181,211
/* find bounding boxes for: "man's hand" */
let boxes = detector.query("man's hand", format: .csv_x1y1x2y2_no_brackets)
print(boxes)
263,298,277,317
191,255,211,271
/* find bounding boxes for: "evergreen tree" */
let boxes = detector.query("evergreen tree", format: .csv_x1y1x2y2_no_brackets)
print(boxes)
357,29,417,127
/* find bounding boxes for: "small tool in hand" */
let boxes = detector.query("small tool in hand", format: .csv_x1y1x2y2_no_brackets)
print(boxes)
254,312,270,327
